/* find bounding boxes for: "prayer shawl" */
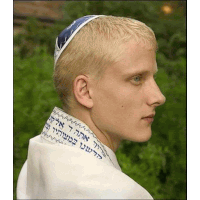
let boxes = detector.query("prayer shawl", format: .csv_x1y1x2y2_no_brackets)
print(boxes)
17,107,153,199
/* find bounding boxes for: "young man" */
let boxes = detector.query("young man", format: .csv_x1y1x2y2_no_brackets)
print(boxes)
17,15,166,199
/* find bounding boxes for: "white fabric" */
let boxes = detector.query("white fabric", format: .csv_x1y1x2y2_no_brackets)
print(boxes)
17,107,153,199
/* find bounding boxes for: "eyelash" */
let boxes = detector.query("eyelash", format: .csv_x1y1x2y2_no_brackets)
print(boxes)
131,74,157,85
131,75,143,85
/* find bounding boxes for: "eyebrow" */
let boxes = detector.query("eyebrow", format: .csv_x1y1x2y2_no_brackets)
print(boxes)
124,68,158,79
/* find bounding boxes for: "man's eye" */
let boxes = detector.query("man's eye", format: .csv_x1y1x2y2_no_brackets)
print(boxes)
131,75,142,85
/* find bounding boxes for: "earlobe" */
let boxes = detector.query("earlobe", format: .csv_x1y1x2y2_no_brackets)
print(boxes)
73,75,94,109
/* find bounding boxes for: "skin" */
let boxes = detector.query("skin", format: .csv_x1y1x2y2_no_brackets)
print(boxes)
70,39,166,152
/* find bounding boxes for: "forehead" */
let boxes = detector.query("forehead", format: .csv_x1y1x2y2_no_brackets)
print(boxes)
105,40,157,78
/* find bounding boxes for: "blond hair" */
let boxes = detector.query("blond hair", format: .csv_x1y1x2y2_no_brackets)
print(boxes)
53,16,157,111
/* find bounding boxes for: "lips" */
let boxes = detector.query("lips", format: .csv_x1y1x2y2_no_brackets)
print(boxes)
144,114,155,118
142,114,155,123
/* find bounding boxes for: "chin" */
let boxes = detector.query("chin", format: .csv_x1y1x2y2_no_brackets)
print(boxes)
128,129,152,143
137,135,152,142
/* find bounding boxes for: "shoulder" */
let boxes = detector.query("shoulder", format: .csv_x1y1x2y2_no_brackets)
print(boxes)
24,136,153,199
74,163,153,199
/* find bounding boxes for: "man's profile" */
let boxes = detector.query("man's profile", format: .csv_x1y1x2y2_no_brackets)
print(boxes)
17,15,166,199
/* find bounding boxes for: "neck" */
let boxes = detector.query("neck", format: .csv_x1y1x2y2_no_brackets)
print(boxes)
67,107,121,152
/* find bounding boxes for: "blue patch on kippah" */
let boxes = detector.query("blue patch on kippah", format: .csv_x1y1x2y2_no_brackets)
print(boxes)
57,15,97,49
54,15,103,67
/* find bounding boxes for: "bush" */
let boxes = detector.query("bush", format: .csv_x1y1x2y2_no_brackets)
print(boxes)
14,46,62,199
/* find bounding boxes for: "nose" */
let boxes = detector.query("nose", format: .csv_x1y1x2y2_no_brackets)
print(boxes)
146,80,166,107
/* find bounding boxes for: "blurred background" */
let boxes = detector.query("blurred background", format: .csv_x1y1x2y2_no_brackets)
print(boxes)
14,1,186,199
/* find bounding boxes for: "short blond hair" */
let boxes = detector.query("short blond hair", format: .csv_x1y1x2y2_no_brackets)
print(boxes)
53,16,157,111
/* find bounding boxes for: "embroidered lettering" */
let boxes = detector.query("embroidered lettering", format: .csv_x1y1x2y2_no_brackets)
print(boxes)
58,129,62,136
48,115,55,123
45,122,50,130
79,142,102,159
80,142,86,150
97,154,102,159
72,138,78,146
80,132,90,142
43,108,113,163
93,141,106,157
74,130,90,142
55,118,60,125
74,129,79,136
68,125,73,132
53,127,58,134
92,150,97,156
58,121,65,129
67,136,73,143
85,146,92,153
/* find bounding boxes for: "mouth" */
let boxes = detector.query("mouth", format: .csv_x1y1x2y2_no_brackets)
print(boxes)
142,113,155,123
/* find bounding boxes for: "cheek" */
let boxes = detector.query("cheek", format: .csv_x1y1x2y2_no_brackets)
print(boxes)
118,88,143,110
91,84,150,141
93,83,142,118
95,85,127,108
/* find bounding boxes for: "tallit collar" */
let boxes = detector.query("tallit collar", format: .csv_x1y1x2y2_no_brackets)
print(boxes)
40,107,121,171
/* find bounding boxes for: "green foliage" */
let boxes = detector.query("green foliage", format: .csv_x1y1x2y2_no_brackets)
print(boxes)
14,1,186,199
14,17,66,59
14,46,62,199
117,142,170,198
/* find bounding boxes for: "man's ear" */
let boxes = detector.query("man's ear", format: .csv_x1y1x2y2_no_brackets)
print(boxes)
73,75,94,109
